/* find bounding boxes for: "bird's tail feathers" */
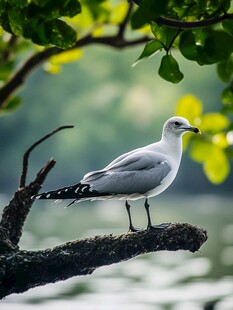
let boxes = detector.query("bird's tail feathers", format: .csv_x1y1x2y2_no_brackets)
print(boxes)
32,183,110,206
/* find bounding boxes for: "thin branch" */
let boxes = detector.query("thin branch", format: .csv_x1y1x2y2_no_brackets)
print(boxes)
0,223,208,299
0,34,151,109
157,13,233,29
118,1,134,37
20,125,74,188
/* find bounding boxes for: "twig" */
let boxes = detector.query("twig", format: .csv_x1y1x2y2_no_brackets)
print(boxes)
0,223,208,299
118,1,134,37
20,125,74,188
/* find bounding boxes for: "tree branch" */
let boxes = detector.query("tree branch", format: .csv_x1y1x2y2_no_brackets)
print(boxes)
0,34,151,109
157,13,233,29
20,125,74,188
0,223,208,299
0,126,73,250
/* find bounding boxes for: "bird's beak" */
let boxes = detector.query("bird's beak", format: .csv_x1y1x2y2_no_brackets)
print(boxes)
185,126,200,134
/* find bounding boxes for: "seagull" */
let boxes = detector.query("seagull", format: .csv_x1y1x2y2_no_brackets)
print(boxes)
33,116,200,231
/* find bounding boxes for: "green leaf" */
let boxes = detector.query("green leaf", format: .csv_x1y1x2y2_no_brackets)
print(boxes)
151,22,179,49
8,8,27,35
200,113,229,133
176,94,202,123
158,54,184,83
203,148,229,184
190,138,230,184
217,55,233,83
222,20,233,36
42,0,81,19
190,139,213,163
131,0,168,29
45,19,77,48
179,31,198,61
221,86,233,104
203,31,233,64
134,40,163,65
23,18,49,45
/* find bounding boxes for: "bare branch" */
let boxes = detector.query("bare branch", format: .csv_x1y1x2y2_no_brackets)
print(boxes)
0,126,74,248
0,223,208,299
20,125,74,188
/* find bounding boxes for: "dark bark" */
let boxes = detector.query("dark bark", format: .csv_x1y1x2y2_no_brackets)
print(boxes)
0,223,208,299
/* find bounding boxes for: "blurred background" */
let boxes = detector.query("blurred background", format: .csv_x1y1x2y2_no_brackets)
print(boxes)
1,45,233,309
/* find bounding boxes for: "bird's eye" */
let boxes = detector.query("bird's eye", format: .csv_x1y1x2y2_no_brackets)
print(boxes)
174,121,181,126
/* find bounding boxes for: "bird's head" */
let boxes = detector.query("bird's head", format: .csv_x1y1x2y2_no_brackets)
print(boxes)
163,116,200,138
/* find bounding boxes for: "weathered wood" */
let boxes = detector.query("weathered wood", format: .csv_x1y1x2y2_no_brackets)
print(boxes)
0,223,207,299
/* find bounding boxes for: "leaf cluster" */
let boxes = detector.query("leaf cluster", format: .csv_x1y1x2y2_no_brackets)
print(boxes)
133,0,233,85
176,95,233,184
0,0,81,48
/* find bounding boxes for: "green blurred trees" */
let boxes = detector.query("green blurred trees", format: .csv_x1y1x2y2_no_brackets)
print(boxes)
0,0,233,183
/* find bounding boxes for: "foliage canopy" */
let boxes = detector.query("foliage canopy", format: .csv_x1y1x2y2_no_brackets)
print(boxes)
0,0,233,183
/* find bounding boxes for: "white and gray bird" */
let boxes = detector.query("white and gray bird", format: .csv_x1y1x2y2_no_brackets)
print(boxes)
33,116,200,231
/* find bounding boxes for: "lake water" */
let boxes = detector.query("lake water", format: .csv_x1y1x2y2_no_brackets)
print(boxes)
1,195,233,309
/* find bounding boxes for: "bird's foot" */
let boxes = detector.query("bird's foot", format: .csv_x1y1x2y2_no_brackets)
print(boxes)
128,226,143,233
147,222,171,230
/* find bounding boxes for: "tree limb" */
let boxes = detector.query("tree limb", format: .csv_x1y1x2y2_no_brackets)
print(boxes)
0,223,208,299
0,34,151,109
0,126,73,250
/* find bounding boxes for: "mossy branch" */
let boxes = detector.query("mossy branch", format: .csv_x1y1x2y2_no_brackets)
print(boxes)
0,223,208,299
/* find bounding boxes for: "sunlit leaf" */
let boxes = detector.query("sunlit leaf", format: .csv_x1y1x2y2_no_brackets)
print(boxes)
190,139,213,163
44,62,61,74
200,113,229,133
133,40,163,65
159,54,183,83
175,94,202,124
212,133,229,149
151,22,179,49
203,148,229,184
109,2,128,24
50,48,83,64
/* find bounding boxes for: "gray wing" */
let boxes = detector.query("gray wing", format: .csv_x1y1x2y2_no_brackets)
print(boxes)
82,150,171,195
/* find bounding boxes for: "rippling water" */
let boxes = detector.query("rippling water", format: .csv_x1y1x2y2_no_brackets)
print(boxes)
1,195,233,309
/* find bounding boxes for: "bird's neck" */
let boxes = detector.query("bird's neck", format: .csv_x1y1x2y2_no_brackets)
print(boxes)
161,134,183,161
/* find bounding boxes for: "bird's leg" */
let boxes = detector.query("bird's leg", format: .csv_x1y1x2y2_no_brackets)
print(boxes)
125,200,141,232
144,198,171,230
145,198,153,229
